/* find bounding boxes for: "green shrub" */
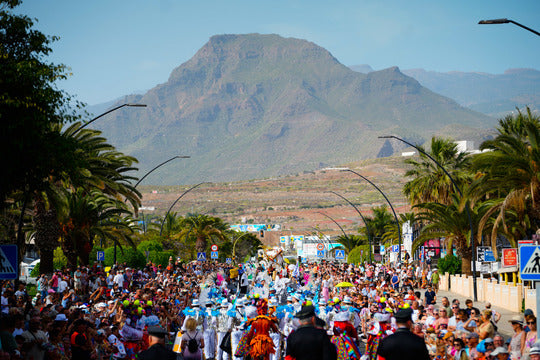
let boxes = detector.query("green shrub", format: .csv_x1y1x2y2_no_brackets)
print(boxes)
137,240,164,253
347,245,371,264
148,250,176,267
437,254,462,275
103,247,146,268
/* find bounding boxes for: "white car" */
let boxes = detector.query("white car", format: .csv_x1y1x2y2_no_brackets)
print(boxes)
19,258,39,284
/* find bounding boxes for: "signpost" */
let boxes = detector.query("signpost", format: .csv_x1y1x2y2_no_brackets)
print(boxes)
335,249,345,260
211,244,219,252
519,245,540,317
226,258,232,264
0,245,18,280
211,251,219,259
197,252,206,261
392,245,399,253
317,250,324,258
316,243,325,251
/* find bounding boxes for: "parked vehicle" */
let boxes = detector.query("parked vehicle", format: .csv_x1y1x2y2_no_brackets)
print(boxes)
19,258,39,284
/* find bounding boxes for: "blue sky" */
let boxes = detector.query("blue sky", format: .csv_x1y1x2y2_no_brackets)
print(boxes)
18,0,540,105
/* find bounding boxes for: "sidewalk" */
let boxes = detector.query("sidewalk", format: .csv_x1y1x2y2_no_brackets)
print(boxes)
433,287,522,339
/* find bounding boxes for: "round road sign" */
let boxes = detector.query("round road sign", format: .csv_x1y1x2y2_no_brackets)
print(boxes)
211,244,219,252
316,243,324,251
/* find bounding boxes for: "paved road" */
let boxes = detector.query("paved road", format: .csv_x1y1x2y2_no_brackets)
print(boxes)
433,287,522,339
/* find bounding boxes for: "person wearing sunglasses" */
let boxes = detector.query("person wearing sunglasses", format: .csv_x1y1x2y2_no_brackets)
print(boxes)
453,338,467,360
522,315,537,359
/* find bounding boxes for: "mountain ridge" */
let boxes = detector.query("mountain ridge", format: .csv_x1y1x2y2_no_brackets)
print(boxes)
90,34,494,185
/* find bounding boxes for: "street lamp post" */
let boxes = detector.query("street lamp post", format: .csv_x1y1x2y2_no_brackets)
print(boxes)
478,18,540,37
159,182,208,236
232,232,251,260
329,191,373,263
113,155,190,263
342,169,403,262
379,135,478,301
317,212,351,252
75,103,147,134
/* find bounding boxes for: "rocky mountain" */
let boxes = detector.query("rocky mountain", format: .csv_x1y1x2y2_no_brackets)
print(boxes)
352,65,540,117
92,34,495,185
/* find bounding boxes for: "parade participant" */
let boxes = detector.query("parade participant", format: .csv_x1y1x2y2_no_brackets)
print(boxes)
268,298,283,360
376,308,430,360
285,305,337,360
217,299,232,360
365,312,393,360
137,326,175,360
231,298,246,360
202,300,217,360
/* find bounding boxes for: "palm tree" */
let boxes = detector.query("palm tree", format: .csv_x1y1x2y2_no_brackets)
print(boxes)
413,193,485,275
334,234,365,253
403,137,471,206
472,107,540,242
172,214,228,252
30,124,141,273
382,212,416,245
58,189,139,268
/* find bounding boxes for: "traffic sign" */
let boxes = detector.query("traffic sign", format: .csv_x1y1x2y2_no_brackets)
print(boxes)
380,245,385,255
197,252,207,261
519,246,540,280
392,245,399,253
335,249,345,260
226,258,232,264
280,236,287,243
0,245,18,280
97,251,105,261
316,243,325,251
211,251,219,259
317,250,324,258
502,248,518,267
211,244,219,252
484,249,496,262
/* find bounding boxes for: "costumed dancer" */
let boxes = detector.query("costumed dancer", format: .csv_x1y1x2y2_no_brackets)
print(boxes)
235,299,279,360
364,312,393,360
231,297,246,360
217,299,232,360
267,298,283,360
202,299,217,360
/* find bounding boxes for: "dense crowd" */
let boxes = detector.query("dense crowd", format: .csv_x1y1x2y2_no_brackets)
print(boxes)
0,256,539,360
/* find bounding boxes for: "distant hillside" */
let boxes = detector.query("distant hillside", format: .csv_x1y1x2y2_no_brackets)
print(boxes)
351,65,540,117
92,34,494,185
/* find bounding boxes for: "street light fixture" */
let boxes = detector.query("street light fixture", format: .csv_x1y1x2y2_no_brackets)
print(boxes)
159,182,208,236
379,135,478,300
341,169,403,262
478,18,540,37
75,103,147,134
328,191,373,263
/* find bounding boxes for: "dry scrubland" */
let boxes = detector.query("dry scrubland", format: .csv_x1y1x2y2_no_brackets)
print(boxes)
139,156,411,245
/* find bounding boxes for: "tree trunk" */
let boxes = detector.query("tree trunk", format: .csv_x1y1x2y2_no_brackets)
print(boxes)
33,198,60,274
62,235,78,269
195,236,206,252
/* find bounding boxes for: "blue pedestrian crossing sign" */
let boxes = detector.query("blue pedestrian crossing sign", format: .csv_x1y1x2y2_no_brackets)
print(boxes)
335,249,346,260
197,252,207,261
0,245,18,280
211,251,219,259
226,258,232,264
519,246,540,280
317,250,325,258
96,251,105,261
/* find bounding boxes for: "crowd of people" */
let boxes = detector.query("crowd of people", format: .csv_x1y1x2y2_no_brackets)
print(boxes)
0,255,539,360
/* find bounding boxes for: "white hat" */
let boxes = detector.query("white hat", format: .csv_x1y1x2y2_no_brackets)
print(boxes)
54,314,68,322
342,296,352,304
335,311,350,322
192,299,200,307
490,347,509,356
221,300,230,308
